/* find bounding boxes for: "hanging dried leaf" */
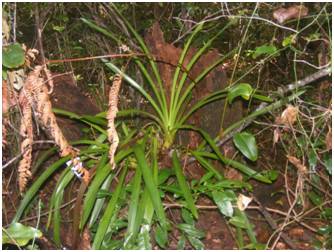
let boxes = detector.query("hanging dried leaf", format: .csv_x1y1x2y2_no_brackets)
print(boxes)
3,80,10,147
18,93,33,192
287,155,307,174
107,74,122,169
18,65,88,190
25,66,75,157
273,5,308,24
275,105,299,127
24,45,39,68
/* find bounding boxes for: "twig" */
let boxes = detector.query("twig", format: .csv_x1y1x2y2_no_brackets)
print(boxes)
251,194,298,250
2,140,55,170
46,52,144,64
16,198,76,224
293,60,330,70
34,4,46,66
283,66,331,93
174,13,298,33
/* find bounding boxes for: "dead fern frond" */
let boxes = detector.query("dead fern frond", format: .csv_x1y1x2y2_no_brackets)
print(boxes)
32,71,76,157
18,93,33,192
107,74,122,169
18,65,85,191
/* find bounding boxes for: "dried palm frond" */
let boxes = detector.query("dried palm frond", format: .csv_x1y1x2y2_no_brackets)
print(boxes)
18,93,33,192
18,65,88,191
107,74,122,169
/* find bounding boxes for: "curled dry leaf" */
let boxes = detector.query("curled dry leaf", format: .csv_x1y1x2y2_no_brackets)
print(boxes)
275,105,299,127
18,65,86,191
273,128,281,145
78,227,92,250
273,5,308,24
287,155,307,174
2,80,10,115
236,194,253,211
107,74,122,169
18,93,33,192
288,227,305,238
275,242,287,250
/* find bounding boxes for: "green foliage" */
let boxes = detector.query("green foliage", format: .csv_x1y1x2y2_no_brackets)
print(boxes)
154,224,168,248
11,3,331,250
227,83,254,104
212,190,234,217
2,43,25,69
172,152,198,219
233,132,258,161
2,223,42,247
250,44,278,59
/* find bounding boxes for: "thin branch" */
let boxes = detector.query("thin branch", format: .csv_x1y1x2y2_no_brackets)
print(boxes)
2,140,55,170
185,66,331,164
46,52,144,64
293,60,330,70
174,13,298,33
34,4,46,65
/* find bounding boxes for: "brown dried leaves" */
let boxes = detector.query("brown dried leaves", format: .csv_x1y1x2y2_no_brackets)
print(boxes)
273,5,308,24
18,94,33,192
287,155,307,174
107,74,122,169
275,105,299,127
18,65,77,192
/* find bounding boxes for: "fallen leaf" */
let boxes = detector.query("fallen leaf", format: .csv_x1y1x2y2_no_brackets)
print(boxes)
288,227,304,238
287,155,307,174
273,5,308,24
236,194,253,211
273,128,281,144
275,241,287,249
276,105,299,127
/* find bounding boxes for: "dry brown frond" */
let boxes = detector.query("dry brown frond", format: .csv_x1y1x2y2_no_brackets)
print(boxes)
18,93,33,192
18,65,86,191
107,74,122,169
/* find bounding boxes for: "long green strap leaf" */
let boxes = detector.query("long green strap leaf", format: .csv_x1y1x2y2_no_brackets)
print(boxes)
170,22,204,118
172,152,198,219
172,49,236,126
173,21,233,116
12,157,71,223
111,3,167,110
180,125,271,183
133,144,169,229
103,60,165,127
88,173,113,228
80,154,109,229
81,17,119,43
124,167,142,248
191,151,223,181
92,165,128,249
53,170,74,246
